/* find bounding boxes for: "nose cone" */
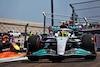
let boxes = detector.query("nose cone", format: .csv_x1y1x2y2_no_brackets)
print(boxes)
57,37,68,55
57,46,65,55
58,51,65,55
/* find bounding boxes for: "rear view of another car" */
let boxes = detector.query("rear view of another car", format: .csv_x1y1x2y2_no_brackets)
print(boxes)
8,30,21,37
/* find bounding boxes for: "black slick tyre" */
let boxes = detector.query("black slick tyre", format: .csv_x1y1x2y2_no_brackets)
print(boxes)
82,34,96,59
28,56,39,61
0,42,2,53
49,58,64,63
27,35,40,54
27,35,40,61
84,55,96,59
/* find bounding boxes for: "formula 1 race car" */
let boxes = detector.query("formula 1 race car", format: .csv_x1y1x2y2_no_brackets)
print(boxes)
0,34,25,53
26,23,97,62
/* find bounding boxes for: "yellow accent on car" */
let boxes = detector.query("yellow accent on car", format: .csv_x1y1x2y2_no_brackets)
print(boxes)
58,31,68,36
13,45,20,50
57,37,66,39
62,30,64,36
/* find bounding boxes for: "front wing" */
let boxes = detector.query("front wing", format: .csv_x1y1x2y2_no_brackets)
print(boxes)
27,48,96,58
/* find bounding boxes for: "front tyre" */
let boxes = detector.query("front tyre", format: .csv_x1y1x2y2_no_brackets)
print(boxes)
28,56,39,61
84,55,96,59
27,35,41,61
0,42,2,53
27,35,40,54
49,58,64,63
82,34,97,59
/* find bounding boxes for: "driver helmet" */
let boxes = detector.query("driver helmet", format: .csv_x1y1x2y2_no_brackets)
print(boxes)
58,30,68,36
2,35,9,43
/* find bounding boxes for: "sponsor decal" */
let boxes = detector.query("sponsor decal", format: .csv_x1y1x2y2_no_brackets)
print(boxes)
57,37,66,39
59,40,64,43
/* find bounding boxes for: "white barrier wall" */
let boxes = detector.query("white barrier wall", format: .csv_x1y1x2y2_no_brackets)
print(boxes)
0,24,49,34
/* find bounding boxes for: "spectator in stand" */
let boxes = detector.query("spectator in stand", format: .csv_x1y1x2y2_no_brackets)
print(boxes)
29,32,33,36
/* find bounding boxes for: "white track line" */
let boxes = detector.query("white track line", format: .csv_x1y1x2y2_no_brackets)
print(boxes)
0,56,28,63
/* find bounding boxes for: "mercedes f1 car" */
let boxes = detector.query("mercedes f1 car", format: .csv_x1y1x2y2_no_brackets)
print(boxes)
26,21,97,62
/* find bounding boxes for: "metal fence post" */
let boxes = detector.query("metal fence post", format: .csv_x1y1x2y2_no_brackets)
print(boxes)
25,23,28,41
42,12,46,34
51,0,54,26
70,4,75,26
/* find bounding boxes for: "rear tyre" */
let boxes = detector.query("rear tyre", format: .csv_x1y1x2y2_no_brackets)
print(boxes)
82,34,96,59
24,41,27,48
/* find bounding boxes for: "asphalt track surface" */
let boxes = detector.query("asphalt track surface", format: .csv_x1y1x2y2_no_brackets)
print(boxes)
0,52,100,67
